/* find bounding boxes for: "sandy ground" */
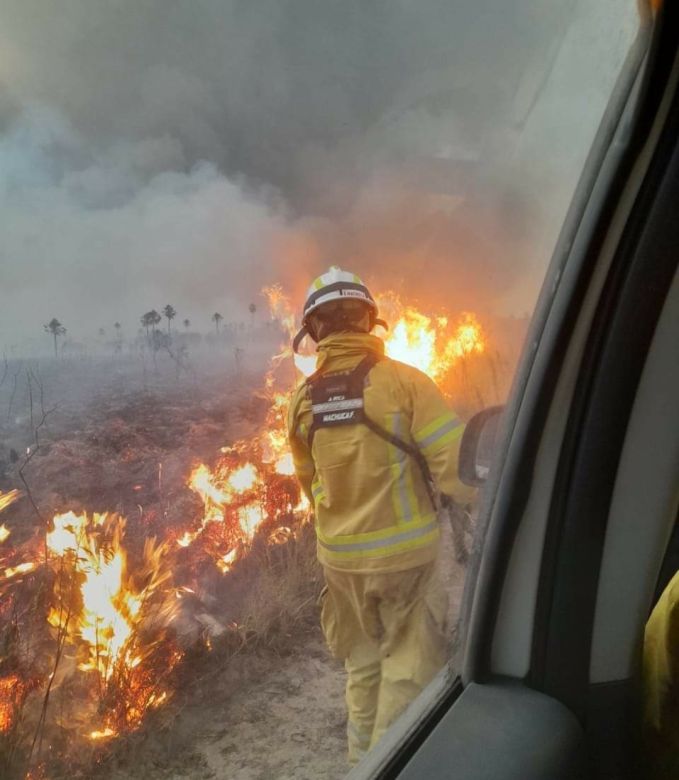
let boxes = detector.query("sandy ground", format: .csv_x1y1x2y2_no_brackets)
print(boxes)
103,635,347,780
99,532,467,780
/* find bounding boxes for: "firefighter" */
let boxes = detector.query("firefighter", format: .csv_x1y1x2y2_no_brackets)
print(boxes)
643,570,679,779
287,266,474,764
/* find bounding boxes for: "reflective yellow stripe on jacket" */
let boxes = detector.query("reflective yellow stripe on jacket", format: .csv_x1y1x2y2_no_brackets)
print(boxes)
414,412,464,457
287,332,471,573
387,412,420,524
315,515,439,562
311,475,326,505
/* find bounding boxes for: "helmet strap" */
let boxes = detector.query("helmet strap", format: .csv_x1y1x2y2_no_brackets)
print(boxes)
292,325,309,353
295,305,388,351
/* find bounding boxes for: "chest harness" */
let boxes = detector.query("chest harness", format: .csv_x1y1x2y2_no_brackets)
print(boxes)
304,353,437,509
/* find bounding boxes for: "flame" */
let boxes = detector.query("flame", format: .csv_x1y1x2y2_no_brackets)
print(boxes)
46,514,128,680
0,282,489,759
176,531,195,548
190,464,231,508
447,312,486,359
44,511,181,733
239,504,264,537
0,489,21,514
379,294,485,382
263,284,295,336
0,674,25,732
383,307,439,376
263,284,317,378
149,690,168,708
268,526,293,545
274,452,295,476
174,291,317,571
217,548,238,573
78,546,132,679
3,561,36,580
46,510,101,556
89,727,116,740
228,464,257,493
262,285,486,384
173,291,312,571
176,285,486,579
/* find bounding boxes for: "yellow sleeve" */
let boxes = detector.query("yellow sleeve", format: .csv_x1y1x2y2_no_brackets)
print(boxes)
286,385,315,505
406,368,476,506
644,570,679,735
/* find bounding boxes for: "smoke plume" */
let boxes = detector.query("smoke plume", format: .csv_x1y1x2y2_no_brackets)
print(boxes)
0,0,638,348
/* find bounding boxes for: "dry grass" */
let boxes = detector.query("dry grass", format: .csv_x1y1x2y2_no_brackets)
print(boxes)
239,522,322,648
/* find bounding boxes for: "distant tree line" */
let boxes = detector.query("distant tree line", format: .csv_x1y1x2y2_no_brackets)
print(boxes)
43,301,267,357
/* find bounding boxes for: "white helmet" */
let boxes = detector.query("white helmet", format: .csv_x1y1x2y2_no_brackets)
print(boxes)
293,266,387,351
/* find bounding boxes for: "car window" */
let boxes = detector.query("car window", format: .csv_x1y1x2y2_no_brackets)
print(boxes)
0,2,644,778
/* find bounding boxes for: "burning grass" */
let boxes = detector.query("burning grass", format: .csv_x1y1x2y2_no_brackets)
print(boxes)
0,499,315,778
0,369,314,778
0,286,525,778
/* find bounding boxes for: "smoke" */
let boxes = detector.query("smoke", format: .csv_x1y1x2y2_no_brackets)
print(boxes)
0,0,638,348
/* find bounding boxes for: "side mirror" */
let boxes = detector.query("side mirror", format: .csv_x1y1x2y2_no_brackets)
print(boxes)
459,405,504,487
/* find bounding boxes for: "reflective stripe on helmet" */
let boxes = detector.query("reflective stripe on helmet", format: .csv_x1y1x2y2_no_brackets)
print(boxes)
302,267,377,321
303,282,376,319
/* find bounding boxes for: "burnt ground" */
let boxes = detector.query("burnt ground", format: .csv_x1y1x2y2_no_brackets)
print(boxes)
0,348,349,779
102,636,347,780
0,348,469,780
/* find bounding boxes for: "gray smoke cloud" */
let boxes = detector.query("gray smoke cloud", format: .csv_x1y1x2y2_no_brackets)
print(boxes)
0,0,638,350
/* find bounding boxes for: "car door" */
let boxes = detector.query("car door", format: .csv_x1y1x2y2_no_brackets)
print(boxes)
350,2,679,778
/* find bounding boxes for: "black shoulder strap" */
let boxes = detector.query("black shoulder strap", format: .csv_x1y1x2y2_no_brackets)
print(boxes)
361,415,437,509
305,353,437,511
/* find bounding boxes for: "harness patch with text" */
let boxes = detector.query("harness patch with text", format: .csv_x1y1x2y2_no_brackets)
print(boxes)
305,353,437,509
309,371,368,429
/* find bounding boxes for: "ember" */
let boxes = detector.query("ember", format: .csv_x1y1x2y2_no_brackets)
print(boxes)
89,727,116,740
0,674,25,733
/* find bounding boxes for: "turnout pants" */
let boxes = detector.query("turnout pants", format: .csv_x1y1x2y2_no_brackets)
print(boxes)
320,562,448,765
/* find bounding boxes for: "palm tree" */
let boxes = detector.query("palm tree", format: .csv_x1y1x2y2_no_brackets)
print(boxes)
140,310,162,340
113,322,123,355
44,318,66,357
212,312,224,334
140,312,152,339
163,304,177,334
183,318,190,331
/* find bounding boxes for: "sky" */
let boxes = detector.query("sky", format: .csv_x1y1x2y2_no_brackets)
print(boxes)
0,0,639,350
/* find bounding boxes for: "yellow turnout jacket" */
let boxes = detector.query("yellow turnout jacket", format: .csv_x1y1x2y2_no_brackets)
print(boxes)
287,332,473,573
643,570,679,778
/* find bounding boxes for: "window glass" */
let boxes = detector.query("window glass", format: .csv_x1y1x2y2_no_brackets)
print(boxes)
0,1,643,777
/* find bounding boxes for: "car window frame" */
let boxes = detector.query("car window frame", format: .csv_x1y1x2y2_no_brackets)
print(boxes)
347,2,666,776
